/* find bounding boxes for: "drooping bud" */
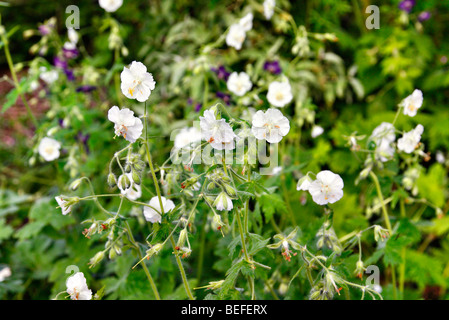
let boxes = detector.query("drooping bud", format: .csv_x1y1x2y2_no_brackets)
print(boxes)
88,251,105,268
223,183,237,197
69,178,83,191
177,229,188,248
132,169,141,185
118,174,130,191
354,260,366,279
107,172,117,188
374,225,389,242
145,243,164,259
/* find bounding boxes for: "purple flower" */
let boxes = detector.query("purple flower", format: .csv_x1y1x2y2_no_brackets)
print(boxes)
398,0,415,13
195,103,202,112
187,97,193,105
263,60,282,75
76,85,97,93
216,91,231,105
38,25,51,36
211,65,230,81
77,131,90,154
64,68,75,81
418,11,431,22
58,118,65,128
63,47,79,60
53,56,68,70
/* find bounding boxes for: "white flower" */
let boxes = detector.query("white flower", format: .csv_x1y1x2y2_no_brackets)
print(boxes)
108,106,144,143
239,12,253,32
66,272,92,300
55,196,72,215
200,109,237,150
436,151,445,164
227,72,252,96
370,122,396,162
267,80,293,107
397,124,424,153
373,284,382,294
118,173,141,201
0,267,11,282
401,89,423,117
370,122,395,144
38,137,61,161
308,170,344,205
375,139,395,162
63,41,76,50
143,196,175,224
174,127,202,149
39,67,58,84
296,175,313,191
99,0,123,12
30,80,39,91
226,24,246,50
263,0,276,20
213,192,233,211
67,28,79,44
120,61,156,102
311,125,324,138
251,108,290,143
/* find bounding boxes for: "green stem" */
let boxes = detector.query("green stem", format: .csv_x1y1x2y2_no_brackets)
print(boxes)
143,102,194,300
399,199,406,299
1,27,38,127
124,221,161,300
169,236,194,300
369,172,392,232
235,207,256,300
114,48,123,106
369,171,397,299
196,222,207,283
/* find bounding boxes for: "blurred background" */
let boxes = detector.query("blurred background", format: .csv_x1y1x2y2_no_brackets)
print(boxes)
0,0,448,300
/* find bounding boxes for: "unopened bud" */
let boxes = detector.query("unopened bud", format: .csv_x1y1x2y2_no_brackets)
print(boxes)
107,173,117,188
89,251,105,268
132,169,141,185
177,229,188,248
69,178,83,191
223,184,236,197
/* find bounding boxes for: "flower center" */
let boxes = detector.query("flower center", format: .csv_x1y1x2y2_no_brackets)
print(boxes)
275,92,284,101
118,124,128,138
44,146,54,155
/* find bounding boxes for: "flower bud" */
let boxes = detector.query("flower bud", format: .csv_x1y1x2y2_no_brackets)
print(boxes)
207,182,217,191
180,247,192,259
146,243,164,259
132,169,141,185
132,160,145,172
69,178,83,191
107,172,117,188
118,174,130,190
177,229,188,248
374,225,389,242
23,29,35,39
212,214,224,232
223,184,237,197
89,251,105,268
354,260,366,278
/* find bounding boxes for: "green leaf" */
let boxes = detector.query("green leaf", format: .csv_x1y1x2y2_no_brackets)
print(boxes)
1,88,19,113
258,193,287,222
0,219,14,242
15,221,46,240
248,233,270,256
416,164,446,208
